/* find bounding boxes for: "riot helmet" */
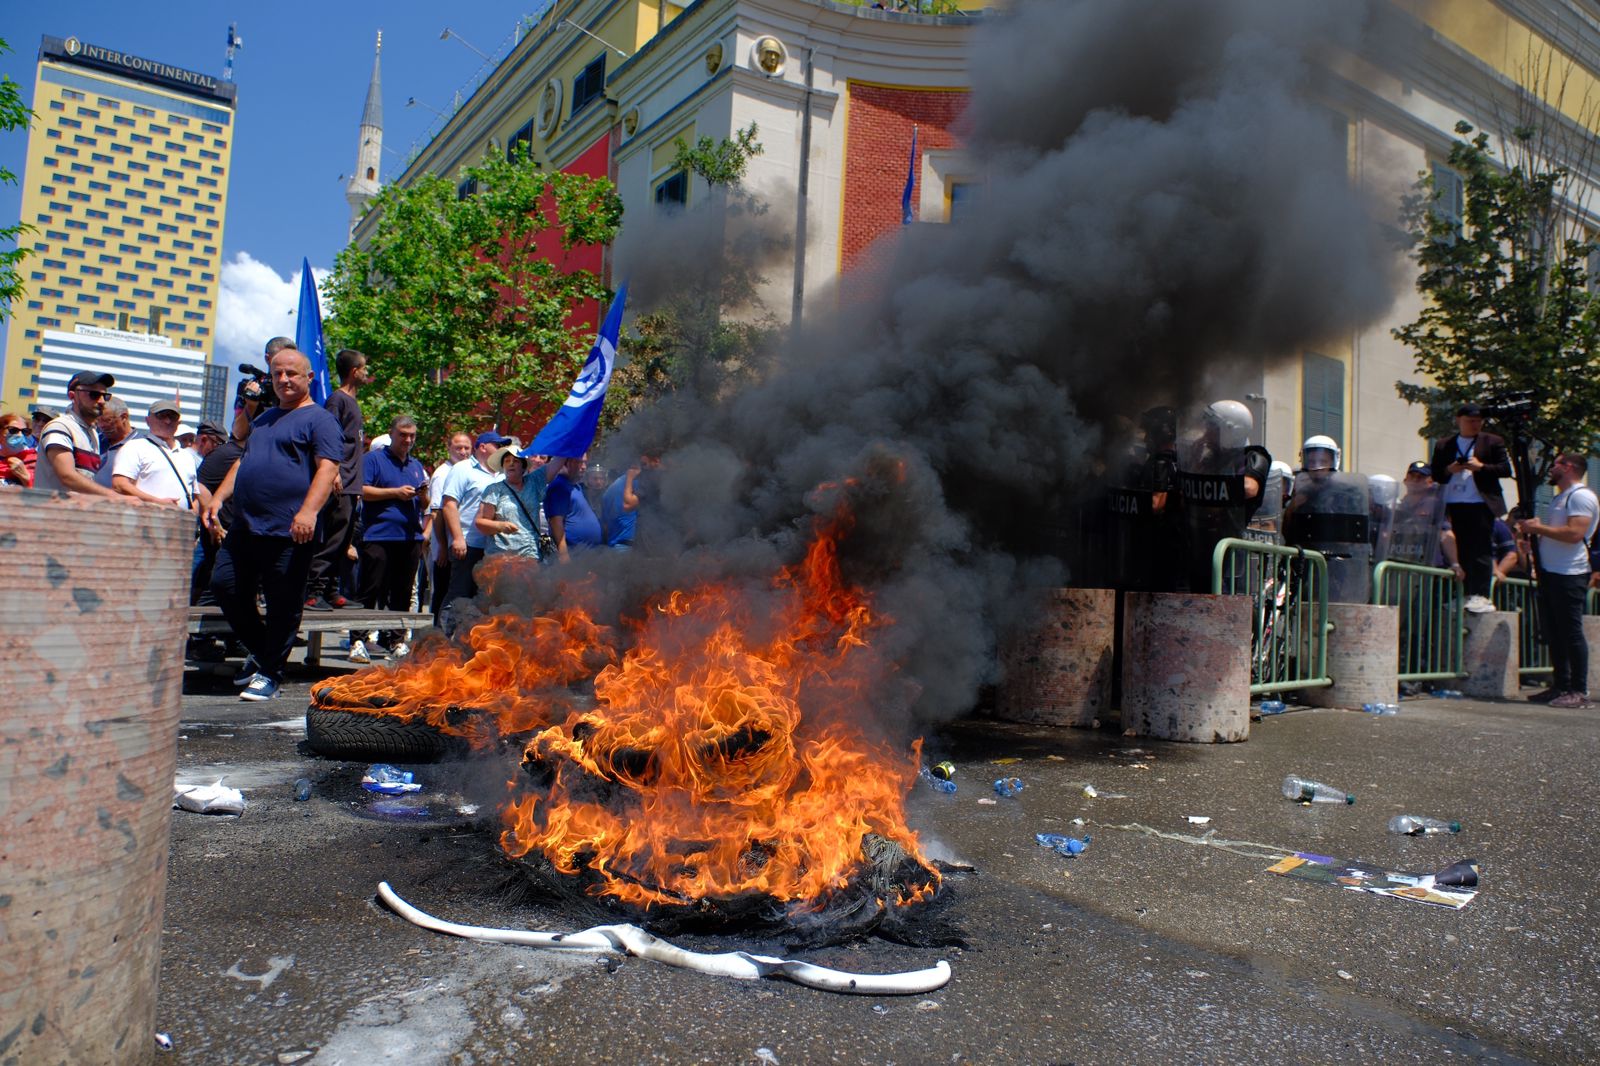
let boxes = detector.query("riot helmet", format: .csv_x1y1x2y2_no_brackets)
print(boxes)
1202,400,1253,449
1301,434,1341,472
1367,473,1398,508
1139,405,1178,448
1270,460,1295,503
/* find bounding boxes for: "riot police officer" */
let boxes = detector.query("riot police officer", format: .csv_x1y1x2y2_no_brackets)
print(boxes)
1178,400,1272,592
1108,406,1182,591
1283,433,1373,603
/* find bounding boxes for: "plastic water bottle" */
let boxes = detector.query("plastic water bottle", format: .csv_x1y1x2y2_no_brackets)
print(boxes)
1433,689,1465,699
292,778,312,802
1388,814,1461,835
1035,832,1090,856
1282,775,1355,805
993,777,1024,797
1362,703,1399,715
1258,700,1287,715
918,766,957,793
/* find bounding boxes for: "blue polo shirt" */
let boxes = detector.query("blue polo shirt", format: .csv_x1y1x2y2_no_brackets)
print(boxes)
233,403,343,538
361,446,428,542
543,474,602,548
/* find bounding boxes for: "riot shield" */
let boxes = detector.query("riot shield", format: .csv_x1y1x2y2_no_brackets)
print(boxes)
1368,475,1398,564
1246,465,1287,544
1386,481,1447,567
1178,438,1256,593
1283,470,1372,603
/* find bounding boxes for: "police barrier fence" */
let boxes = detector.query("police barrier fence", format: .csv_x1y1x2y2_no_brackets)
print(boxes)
1211,538,1332,695
1491,576,1551,679
1371,561,1465,682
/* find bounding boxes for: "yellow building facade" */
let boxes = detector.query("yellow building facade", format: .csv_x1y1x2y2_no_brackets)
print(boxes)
2,36,236,414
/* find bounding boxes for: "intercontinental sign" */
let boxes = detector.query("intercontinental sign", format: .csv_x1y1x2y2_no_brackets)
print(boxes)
41,35,236,103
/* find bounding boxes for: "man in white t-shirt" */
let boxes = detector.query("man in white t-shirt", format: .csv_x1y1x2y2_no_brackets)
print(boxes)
111,399,198,510
427,431,472,622
1518,452,1600,708
93,396,134,490
35,370,122,498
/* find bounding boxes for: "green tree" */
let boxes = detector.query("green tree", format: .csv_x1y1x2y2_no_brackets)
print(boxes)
324,146,623,455
1,38,36,321
1393,120,1600,504
612,123,781,411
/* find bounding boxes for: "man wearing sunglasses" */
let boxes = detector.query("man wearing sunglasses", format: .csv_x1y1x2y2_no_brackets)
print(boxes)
110,399,198,510
34,371,123,498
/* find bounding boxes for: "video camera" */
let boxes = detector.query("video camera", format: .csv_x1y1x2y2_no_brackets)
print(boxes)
235,362,275,409
1479,389,1538,423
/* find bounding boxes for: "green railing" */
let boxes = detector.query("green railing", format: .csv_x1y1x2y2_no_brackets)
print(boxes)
1588,588,1600,616
1491,576,1551,678
1212,538,1333,695
1371,561,1465,681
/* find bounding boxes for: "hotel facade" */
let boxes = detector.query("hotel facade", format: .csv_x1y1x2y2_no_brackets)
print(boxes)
2,35,236,418
361,0,1600,484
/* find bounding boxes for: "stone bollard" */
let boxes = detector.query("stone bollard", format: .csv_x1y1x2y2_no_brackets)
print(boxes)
1584,616,1600,694
1461,609,1519,700
1121,591,1252,742
992,588,1115,728
0,492,192,1066
1303,603,1400,709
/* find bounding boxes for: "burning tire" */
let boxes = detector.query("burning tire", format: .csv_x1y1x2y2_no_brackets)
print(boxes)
304,705,464,763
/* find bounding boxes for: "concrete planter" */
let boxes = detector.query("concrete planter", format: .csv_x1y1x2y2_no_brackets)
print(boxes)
992,588,1115,728
1461,610,1519,700
1303,603,1399,709
0,492,192,1065
1121,591,1251,742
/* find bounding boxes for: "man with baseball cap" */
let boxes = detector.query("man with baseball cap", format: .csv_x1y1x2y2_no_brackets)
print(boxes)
35,370,122,497
110,398,197,509
437,429,512,629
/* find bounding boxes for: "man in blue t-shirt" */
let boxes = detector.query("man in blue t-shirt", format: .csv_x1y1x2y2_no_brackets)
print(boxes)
543,455,603,562
600,454,660,550
354,414,429,659
202,346,343,701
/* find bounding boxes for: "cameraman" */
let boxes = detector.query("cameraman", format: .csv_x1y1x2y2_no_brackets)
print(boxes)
231,336,291,441
1430,402,1510,614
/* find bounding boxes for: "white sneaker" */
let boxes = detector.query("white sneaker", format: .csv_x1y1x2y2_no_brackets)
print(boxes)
391,642,410,659
348,640,371,664
1465,595,1494,615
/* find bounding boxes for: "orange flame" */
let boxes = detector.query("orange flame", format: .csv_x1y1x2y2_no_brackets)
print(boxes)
317,513,940,911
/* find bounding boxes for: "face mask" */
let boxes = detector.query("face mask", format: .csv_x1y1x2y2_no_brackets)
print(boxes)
3,433,25,451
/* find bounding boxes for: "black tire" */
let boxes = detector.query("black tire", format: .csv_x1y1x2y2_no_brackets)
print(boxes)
304,706,464,763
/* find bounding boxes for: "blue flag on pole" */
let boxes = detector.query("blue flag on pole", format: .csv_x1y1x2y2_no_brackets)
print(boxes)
520,283,627,459
901,125,918,225
294,257,332,406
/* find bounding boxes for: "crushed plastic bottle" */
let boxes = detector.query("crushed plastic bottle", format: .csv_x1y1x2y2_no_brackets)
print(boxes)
1388,814,1461,835
993,777,1024,797
1362,703,1399,715
1035,832,1090,856
362,764,421,795
1282,774,1355,805
292,778,312,802
1258,700,1287,715
918,766,957,793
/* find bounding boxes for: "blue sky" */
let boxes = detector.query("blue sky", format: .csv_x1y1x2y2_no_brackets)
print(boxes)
1,1,544,365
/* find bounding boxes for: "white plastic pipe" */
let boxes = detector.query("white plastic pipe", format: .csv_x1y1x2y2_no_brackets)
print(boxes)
377,881,951,995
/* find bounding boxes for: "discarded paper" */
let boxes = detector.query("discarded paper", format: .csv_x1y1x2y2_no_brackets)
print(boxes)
173,779,245,816
1267,853,1479,909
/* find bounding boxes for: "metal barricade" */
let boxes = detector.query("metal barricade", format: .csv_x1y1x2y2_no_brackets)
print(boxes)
1491,577,1551,678
1371,561,1465,681
1211,538,1332,694
1588,588,1600,616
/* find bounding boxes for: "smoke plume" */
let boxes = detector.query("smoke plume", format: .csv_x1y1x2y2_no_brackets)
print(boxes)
495,0,1401,729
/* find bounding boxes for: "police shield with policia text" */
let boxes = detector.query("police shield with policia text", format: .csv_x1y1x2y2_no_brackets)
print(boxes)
1179,400,1272,592
1107,406,1182,591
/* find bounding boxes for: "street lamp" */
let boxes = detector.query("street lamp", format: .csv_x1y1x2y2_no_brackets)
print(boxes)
440,27,491,62
406,96,448,120
559,18,629,58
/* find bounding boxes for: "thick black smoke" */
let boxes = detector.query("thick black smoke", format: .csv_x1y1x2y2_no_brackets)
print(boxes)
490,0,1401,729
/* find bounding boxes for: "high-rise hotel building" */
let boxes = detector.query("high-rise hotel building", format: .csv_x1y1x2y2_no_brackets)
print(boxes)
2,35,236,420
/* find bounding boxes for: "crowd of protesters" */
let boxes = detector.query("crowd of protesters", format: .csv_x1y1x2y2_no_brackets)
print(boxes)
1,337,658,701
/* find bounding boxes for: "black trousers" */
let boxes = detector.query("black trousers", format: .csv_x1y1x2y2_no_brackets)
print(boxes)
210,528,315,682
1536,571,1590,694
1447,502,1495,598
190,528,217,606
442,546,484,629
430,555,451,625
308,493,358,596
359,540,422,646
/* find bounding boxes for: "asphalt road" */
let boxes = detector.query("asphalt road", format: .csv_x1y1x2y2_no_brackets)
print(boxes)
159,663,1596,1064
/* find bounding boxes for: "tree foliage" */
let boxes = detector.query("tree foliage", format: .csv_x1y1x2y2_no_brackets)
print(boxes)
673,123,764,190
1,37,36,321
324,146,623,455
1394,120,1600,495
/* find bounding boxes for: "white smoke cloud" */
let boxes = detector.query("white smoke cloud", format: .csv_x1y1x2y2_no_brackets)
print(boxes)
216,252,332,383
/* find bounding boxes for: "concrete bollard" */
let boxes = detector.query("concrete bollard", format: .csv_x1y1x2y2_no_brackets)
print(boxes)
1121,591,1252,742
1584,616,1600,694
992,588,1115,728
1461,610,1519,700
1303,603,1399,709
0,492,192,1065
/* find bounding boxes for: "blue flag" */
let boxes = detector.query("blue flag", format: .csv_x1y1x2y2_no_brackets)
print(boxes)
520,284,627,459
294,257,332,406
901,125,918,225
